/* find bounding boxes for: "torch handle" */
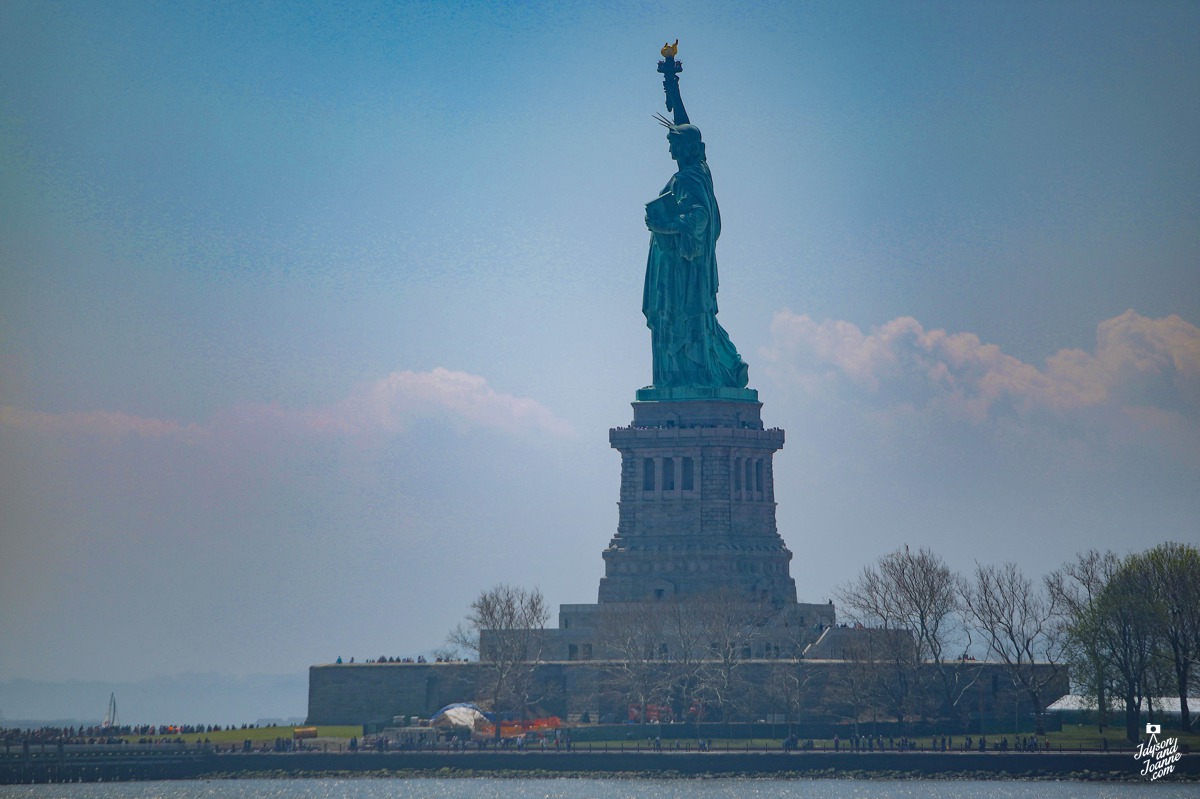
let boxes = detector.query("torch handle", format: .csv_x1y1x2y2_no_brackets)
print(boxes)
657,58,690,126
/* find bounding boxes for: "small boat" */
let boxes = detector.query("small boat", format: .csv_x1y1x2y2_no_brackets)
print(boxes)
101,692,118,728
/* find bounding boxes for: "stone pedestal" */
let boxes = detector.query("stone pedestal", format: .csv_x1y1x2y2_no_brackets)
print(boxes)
599,398,797,605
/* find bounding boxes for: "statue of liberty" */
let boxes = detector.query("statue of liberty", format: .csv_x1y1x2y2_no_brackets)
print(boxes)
642,42,749,392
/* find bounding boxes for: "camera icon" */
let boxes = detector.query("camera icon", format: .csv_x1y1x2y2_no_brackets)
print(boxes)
1146,723,1161,735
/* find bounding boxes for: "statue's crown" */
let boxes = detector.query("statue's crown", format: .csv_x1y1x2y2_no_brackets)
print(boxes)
654,112,699,139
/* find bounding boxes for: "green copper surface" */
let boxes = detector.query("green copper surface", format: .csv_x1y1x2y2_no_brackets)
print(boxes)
635,386,758,402
642,44,750,398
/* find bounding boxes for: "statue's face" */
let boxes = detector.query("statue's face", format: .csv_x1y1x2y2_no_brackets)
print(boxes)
667,128,701,163
668,136,684,162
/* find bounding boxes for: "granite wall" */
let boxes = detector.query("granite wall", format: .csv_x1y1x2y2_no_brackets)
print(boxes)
307,659,1068,729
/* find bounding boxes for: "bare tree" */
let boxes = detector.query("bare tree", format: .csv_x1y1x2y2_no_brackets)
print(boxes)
595,601,668,724
964,562,1065,734
597,592,778,725
820,634,888,737
694,589,770,725
653,595,738,722
448,584,550,738
836,545,975,723
760,603,822,733
764,661,818,735
654,597,708,721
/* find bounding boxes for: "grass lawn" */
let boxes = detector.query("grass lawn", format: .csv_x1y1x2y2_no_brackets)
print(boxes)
1047,723,1200,752
119,723,1198,753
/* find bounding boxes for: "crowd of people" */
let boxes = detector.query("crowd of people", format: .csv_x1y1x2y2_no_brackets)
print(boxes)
1,723,267,747
334,655,471,664
820,732,1048,753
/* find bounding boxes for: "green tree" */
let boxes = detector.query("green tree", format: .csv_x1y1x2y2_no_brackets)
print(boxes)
1047,549,1121,731
1133,542,1200,732
1054,545,1198,741
1060,554,1162,743
1098,560,1163,742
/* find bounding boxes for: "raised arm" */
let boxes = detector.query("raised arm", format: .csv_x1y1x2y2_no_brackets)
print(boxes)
657,40,691,126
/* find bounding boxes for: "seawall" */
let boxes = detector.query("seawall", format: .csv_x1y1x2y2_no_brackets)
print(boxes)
3,749,1196,784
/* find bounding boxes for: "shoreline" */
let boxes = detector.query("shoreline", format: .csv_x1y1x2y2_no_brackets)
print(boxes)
3,750,1197,784
193,768,1195,783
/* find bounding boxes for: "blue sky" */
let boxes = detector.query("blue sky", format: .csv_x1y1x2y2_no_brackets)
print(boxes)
1,1,1197,722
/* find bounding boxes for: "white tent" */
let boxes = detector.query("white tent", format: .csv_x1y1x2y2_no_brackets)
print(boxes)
429,703,490,731
1048,695,1199,717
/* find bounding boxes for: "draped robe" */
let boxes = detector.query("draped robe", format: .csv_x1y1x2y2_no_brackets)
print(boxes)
642,161,749,389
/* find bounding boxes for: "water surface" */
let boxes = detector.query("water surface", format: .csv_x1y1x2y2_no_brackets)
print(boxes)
1,778,1192,799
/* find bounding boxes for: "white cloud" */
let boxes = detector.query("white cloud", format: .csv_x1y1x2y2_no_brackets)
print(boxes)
297,367,575,439
763,310,1200,428
0,367,573,443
